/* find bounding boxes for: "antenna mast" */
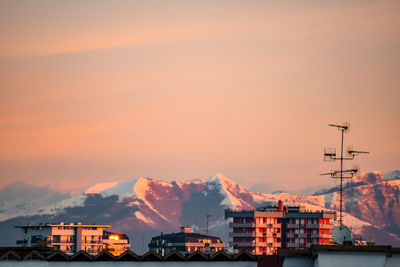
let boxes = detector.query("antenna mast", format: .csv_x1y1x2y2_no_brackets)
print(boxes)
206,214,212,234
322,123,369,227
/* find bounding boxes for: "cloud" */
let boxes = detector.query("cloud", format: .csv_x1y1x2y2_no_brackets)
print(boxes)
0,181,69,221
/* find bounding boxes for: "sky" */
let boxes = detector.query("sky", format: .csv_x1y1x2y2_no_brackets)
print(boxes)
0,0,399,194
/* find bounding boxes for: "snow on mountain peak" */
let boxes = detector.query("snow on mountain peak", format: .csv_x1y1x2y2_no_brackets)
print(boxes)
205,174,252,209
86,181,119,194
133,177,170,222
85,179,138,200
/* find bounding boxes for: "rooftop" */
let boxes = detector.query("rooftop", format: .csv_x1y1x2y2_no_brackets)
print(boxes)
278,244,399,257
0,248,256,262
15,222,111,228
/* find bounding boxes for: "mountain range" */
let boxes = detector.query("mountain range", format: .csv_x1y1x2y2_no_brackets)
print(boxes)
0,171,399,253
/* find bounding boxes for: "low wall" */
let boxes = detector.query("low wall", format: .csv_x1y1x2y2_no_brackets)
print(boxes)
0,262,257,267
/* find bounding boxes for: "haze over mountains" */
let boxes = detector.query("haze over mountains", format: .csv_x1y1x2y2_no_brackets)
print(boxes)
0,171,399,253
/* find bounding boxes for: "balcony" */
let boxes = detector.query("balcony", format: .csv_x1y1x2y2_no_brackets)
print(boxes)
286,243,308,249
49,241,75,245
271,243,281,248
232,241,281,248
286,242,299,248
320,224,334,229
229,232,281,238
229,222,255,228
83,241,102,245
311,233,332,239
255,223,281,228
305,223,319,228
229,232,255,237
286,223,299,228
286,223,334,230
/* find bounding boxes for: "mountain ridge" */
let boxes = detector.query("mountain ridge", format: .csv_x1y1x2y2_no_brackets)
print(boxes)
0,171,399,253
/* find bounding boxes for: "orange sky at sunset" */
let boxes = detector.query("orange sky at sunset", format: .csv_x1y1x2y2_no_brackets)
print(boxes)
1,0,399,194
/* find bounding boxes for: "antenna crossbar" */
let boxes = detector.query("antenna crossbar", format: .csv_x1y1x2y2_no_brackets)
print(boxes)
322,123,368,227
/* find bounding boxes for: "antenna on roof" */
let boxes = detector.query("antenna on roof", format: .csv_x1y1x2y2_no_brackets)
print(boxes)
322,122,369,227
206,214,212,234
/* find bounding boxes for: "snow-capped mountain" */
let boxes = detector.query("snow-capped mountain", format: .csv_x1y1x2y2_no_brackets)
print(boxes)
0,171,399,253
315,171,400,244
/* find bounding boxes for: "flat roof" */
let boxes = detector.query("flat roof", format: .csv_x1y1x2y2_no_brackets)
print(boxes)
225,210,283,218
278,244,397,257
225,209,333,219
15,223,111,228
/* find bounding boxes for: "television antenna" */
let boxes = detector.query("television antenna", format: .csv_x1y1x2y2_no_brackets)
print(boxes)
206,214,212,234
322,123,369,227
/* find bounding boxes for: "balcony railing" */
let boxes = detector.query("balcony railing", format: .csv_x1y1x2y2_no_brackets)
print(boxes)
286,223,334,229
230,232,281,238
286,233,295,238
229,222,255,228
49,241,75,245
232,241,281,248
83,241,102,245
254,223,281,228
311,233,332,239
320,224,334,229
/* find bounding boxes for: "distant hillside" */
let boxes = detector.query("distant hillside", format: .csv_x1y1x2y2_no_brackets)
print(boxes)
0,171,399,253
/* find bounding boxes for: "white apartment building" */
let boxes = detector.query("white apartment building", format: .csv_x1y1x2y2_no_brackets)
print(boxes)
16,222,111,255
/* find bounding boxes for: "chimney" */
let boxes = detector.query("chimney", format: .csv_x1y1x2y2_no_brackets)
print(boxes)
180,226,192,233
278,200,284,212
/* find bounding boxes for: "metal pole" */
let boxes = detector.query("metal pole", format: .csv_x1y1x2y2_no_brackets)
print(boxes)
340,129,344,227
206,214,212,234
206,215,208,234
323,123,368,229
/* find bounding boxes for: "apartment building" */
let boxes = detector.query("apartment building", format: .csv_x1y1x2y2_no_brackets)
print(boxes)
148,226,225,256
225,200,336,255
225,205,283,255
282,206,335,249
16,222,110,255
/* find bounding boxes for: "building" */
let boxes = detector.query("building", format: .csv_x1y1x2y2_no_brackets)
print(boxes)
148,226,226,256
282,205,335,249
225,204,283,255
102,231,131,256
15,222,111,255
225,200,336,255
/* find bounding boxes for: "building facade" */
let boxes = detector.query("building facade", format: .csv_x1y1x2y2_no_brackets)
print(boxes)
225,206,283,255
148,227,226,256
15,222,127,255
102,231,131,256
225,200,336,255
282,206,335,249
